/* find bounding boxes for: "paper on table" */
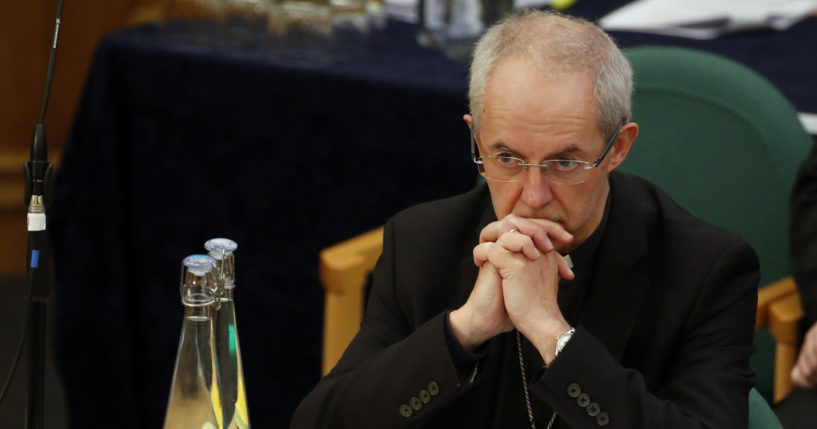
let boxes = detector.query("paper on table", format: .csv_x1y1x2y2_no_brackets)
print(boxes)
599,0,817,39
385,0,420,23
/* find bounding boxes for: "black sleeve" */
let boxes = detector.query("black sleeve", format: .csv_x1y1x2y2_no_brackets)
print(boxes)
532,241,758,429
290,219,477,429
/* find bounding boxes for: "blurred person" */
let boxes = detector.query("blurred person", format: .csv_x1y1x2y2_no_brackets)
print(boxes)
778,142,817,429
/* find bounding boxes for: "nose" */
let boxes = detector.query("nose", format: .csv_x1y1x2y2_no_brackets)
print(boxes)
519,166,554,209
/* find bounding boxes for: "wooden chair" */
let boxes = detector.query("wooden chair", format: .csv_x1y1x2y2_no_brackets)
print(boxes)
320,227,384,375
766,279,805,402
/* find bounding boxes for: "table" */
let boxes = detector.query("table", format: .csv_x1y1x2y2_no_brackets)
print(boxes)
50,3,817,427
50,21,476,428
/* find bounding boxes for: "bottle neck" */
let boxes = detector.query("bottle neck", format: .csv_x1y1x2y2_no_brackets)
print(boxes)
218,286,235,302
183,303,213,318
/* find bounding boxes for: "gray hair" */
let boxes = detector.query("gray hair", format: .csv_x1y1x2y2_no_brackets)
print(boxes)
468,10,632,139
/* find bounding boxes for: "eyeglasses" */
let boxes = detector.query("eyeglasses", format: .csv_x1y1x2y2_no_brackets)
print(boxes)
471,123,623,185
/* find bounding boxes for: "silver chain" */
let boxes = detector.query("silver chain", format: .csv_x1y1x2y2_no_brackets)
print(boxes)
516,330,557,429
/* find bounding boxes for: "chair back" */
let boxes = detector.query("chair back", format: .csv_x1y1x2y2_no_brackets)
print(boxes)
621,46,810,285
749,387,783,429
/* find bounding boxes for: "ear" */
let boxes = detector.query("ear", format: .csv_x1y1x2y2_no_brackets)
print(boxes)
606,122,639,172
463,114,473,129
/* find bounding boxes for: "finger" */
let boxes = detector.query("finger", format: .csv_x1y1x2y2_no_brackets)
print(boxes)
800,342,817,376
480,220,527,245
514,216,573,248
557,254,575,280
792,342,817,388
792,365,810,388
473,242,495,267
793,363,817,389
480,216,573,253
500,216,556,252
495,231,541,260
800,342,817,384
482,241,525,275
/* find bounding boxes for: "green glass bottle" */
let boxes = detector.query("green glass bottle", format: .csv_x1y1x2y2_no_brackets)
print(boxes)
206,238,250,429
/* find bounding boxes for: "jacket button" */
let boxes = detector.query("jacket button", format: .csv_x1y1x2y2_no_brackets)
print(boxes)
586,402,600,416
577,393,590,407
409,396,423,410
419,389,431,403
567,383,581,398
596,412,610,426
428,381,439,395
399,404,412,418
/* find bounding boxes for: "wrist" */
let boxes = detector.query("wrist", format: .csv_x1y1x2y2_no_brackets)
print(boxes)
449,307,489,352
530,319,572,365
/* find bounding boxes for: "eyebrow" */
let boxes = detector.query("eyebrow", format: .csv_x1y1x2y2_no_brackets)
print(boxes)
490,141,584,160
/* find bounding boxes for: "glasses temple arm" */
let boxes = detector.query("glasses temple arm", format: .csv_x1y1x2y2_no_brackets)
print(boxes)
592,123,624,166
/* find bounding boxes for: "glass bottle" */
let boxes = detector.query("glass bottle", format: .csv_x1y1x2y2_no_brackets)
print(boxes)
206,238,251,429
164,255,223,429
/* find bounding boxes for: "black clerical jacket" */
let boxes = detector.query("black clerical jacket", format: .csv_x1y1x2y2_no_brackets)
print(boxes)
292,172,759,429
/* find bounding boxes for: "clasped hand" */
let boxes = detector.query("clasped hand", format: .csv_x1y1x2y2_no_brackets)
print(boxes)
449,215,575,363
792,321,817,389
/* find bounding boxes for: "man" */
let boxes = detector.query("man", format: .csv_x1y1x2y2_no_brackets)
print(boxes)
292,10,758,429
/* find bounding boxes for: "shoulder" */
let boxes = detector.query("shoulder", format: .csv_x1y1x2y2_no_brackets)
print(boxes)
387,184,493,245
611,172,759,284
611,172,759,290
611,172,749,248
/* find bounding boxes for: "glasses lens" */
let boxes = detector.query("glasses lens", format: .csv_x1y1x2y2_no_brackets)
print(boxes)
480,156,520,183
547,160,592,185
478,157,592,185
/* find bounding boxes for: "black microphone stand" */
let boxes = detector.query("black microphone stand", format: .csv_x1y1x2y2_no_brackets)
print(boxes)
22,1,62,428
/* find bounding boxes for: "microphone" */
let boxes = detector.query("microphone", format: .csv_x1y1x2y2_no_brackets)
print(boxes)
23,3,62,429
24,0,61,300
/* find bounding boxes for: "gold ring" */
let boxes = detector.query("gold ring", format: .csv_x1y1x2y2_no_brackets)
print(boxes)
509,227,519,234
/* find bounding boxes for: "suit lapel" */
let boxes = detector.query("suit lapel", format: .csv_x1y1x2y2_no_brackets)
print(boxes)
579,173,654,361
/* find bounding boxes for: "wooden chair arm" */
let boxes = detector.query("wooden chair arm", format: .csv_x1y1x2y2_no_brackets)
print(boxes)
319,227,384,375
757,276,797,330
769,291,805,403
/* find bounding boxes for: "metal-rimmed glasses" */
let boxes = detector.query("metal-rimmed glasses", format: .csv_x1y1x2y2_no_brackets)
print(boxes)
471,123,624,185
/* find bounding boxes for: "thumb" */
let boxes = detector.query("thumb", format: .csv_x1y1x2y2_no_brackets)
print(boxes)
792,364,809,388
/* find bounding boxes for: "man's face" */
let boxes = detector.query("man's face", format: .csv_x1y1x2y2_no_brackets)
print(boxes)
471,56,630,252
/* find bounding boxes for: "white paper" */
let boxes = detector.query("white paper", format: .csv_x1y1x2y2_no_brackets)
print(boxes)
384,0,419,23
599,0,817,39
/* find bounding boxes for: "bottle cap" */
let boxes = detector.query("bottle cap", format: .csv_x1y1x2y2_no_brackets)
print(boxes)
204,238,237,260
180,254,217,306
205,238,237,290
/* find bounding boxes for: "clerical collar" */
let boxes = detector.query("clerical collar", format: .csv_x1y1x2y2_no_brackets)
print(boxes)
563,191,612,273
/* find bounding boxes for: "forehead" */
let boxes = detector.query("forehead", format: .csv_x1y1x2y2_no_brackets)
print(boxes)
480,56,600,155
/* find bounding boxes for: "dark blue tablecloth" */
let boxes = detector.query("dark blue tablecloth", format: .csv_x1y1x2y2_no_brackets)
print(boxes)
50,3,817,428
51,21,476,429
